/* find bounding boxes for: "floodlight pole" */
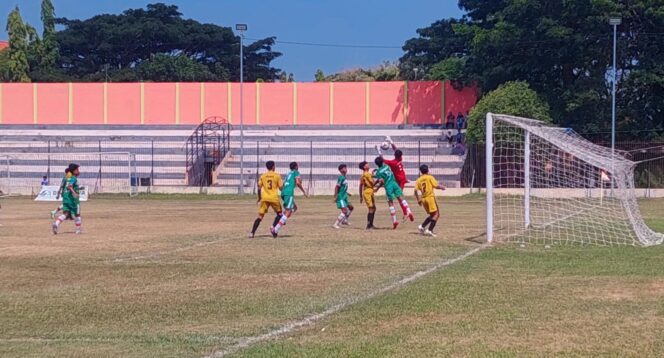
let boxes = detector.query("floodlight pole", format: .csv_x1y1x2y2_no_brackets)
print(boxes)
609,18,621,196
236,24,247,194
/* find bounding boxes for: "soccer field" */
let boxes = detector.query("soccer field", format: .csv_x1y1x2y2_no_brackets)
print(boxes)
0,195,663,357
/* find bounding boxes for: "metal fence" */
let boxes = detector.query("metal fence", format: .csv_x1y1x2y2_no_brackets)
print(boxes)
221,139,452,194
461,142,664,189
0,139,187,194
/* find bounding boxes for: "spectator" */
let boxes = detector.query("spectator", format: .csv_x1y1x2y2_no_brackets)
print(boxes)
41,176,49,186
446,131,454,147
451,142,466,156
456,112,465,132
446,112,455,129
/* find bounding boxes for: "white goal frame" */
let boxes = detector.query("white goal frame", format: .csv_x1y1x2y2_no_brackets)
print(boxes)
485,113,663,246
0,152,138,196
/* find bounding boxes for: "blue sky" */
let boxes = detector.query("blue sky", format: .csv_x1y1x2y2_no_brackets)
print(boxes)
1,0,463,81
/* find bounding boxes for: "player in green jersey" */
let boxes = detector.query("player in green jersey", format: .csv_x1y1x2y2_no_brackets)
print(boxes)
271,162,308,237
52,163,82,235
50,167,71,219
333,164,354,229
373,156,414,229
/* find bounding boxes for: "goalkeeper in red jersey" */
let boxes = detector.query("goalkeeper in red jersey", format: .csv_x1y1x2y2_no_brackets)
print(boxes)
376,136,410,220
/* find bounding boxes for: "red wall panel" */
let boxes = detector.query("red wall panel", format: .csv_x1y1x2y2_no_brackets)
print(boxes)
260,83,293,125
2,83,33,124
332,82,365,125
37,83,69,124
107,83,141,124
144,83,176,124
179,82,202,124
296,83,329,125
72,83,103,124
369,82,404,125
444,81,478,121
407,81,442,125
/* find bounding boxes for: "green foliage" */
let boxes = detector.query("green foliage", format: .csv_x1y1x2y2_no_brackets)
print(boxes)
37,0,59,71
427,57,464,81
5,7,31,82
136,54,214,81
54,3,282,82
322,61,400,82
401,1,664,140
314,69,325,82
466,81,551,143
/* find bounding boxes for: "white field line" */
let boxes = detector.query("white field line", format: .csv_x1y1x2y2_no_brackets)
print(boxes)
111,236,232,263
205,244,486,358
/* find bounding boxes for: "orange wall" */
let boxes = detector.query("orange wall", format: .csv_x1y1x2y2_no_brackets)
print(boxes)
0,81,477,126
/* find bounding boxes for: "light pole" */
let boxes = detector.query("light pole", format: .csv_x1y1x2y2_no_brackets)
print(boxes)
235,24,247,194
609,17,621,194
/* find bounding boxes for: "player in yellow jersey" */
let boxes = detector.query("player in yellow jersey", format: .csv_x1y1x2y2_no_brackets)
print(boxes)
358,161,377,230
249,160,283,238
414,164,446,237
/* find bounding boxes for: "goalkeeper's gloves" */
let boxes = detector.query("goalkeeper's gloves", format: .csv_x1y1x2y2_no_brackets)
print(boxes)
385,136,393,145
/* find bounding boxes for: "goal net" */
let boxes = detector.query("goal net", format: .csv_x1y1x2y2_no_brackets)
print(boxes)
0,152,137,196
486,113,663,246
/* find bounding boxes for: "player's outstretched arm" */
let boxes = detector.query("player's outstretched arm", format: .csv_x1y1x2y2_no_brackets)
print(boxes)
296,177,308,197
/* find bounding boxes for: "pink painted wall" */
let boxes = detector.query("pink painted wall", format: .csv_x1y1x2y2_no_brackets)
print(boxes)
296,83,329,125
2,83,33,124
332,82,365,125
107,83,141,124
179,82,202,124
260,83,293,125
72,83,104,124
0,81,477,126
369,82,404,125
144,83,175,125
37,83,69,124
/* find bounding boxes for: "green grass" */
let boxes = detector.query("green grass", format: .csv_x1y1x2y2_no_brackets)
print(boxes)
0,195,662,357
241,207,664,357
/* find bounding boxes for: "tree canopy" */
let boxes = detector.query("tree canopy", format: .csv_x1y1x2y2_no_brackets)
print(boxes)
401,1,664,140
465,81,552,143
54,3,282,82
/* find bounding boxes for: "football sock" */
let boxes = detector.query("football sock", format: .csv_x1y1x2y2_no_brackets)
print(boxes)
251,218,262,235
421,217,432,228
336,213,346,225
55,214,66,227
272,214,282,227
367,212,375,227
389,206,397,223
428,219,437,231
75,217,82,230
274,215,287,233
401,200,412,215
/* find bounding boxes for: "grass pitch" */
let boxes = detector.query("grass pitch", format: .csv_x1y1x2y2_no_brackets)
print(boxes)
0,195,662,357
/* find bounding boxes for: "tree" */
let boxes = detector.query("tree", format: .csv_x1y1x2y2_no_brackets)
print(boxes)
426,57,466,88
322,62,401,82
401,1,664,140
39,0,59,69
137,54,214,81
466,81,551,143
54,3,282,81
5,7,32,82
314,69,325,82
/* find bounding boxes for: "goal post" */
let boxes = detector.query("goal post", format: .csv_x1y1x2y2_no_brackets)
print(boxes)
0,152,137,196
485,113,664,246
